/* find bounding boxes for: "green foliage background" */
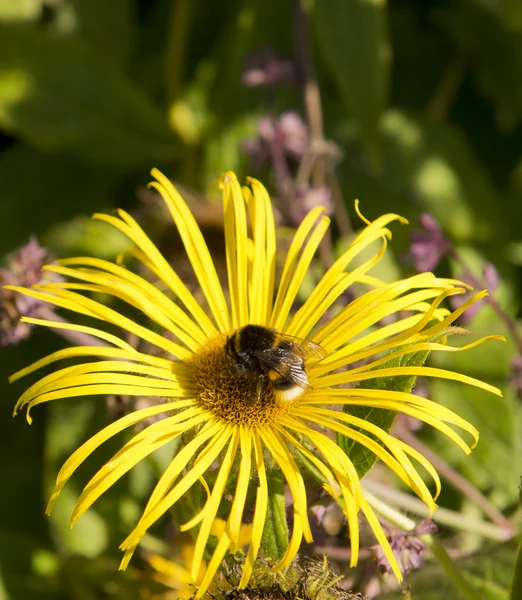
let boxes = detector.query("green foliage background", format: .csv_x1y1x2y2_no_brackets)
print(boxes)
0,1,521,598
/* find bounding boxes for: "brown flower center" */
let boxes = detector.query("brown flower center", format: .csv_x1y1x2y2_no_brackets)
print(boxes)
188,333,298,427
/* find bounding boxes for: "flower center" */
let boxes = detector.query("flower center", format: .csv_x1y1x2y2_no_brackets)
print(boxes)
188,333,299,426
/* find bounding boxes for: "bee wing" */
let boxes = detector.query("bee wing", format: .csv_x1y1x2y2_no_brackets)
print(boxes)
251,349,311,389
271,332,328,363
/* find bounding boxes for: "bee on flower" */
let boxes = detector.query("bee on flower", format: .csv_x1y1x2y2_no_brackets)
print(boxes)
7,170,503,598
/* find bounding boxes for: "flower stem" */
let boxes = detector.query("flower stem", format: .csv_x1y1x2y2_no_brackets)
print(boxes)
509,536,522,600
396,427,516,537
364,488,492,600
261,468,289,561
363,479,509,541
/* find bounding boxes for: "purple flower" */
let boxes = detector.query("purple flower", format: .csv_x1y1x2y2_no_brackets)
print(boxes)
241,47,298,88
289,184,333,226
373,519,437,575
0,237,62,345
242,112,309,172
409,213,452,273
449,263,499,324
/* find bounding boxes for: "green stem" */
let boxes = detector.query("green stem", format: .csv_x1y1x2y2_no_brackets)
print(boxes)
364,489,484,600
510,537,522,600
363,480,510,541
261,468,289,561
165,0,192,107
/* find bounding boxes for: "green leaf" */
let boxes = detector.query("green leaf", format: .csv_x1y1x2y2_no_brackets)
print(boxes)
0,143,122,256
469,0,522,31
261,467,289,562
0,25,177,167
337,344,430,478
439,1,522,131
50,0,135,66
379,540,518,600
338,110,507,247
0,0,45,22
314,0,391,166
428,381,522,509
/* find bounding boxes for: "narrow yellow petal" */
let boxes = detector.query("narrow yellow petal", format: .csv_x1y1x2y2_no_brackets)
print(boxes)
246,178,277,324
270,207,330,331
195,533,231,599
191,428,240,581
226,426,252,546
24,384,190,424
239,433,268,589
9,346,178,385
55,257,207,344
296,409,436,511
361,496,403,582
20,285,191,360
119,424,231,566
149,169,230,332
93,211,217,337
314,365,502,397
46,400,197,514
43,265,202,352
259,428,313,542
72,411,209,525
287,237,388,338
221,172,249,328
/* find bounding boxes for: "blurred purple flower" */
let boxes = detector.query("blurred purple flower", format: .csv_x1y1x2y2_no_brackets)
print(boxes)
449,263,499,324
373,519,437,576
242,111,309,172
241,47,298,88
289,183,333,226
0,236,62,345
409,213,452,273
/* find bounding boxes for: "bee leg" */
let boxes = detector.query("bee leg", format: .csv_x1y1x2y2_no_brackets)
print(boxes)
246,375,264,406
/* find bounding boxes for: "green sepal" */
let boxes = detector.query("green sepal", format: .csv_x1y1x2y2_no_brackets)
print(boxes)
260,467,289,562
337,343,431,478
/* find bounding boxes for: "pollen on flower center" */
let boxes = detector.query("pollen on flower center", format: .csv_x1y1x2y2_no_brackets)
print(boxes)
188,333,297,426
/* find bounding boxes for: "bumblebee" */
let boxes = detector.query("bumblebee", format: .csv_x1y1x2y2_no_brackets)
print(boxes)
225,324,326,405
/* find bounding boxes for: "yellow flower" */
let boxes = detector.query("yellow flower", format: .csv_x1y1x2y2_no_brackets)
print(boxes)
8,170,502,598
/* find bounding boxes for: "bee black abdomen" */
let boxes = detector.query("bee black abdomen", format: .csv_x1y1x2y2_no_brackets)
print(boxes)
268,375,296,391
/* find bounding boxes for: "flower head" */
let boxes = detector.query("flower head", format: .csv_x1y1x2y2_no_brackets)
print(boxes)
8,170,503,597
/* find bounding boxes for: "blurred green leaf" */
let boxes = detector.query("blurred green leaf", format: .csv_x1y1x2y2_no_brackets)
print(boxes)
338,344,430,478
439,0,522,131
44,217,134,260
0,143,122,256
0,25,177,166
338,110,507,248
469,0,522,31
0,0,44,22
51,0,135,66
380,540,518,600
314,0,391,166
428,381,522,508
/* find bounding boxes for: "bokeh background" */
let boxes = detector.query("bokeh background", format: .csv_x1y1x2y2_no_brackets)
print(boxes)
1,1,521,598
